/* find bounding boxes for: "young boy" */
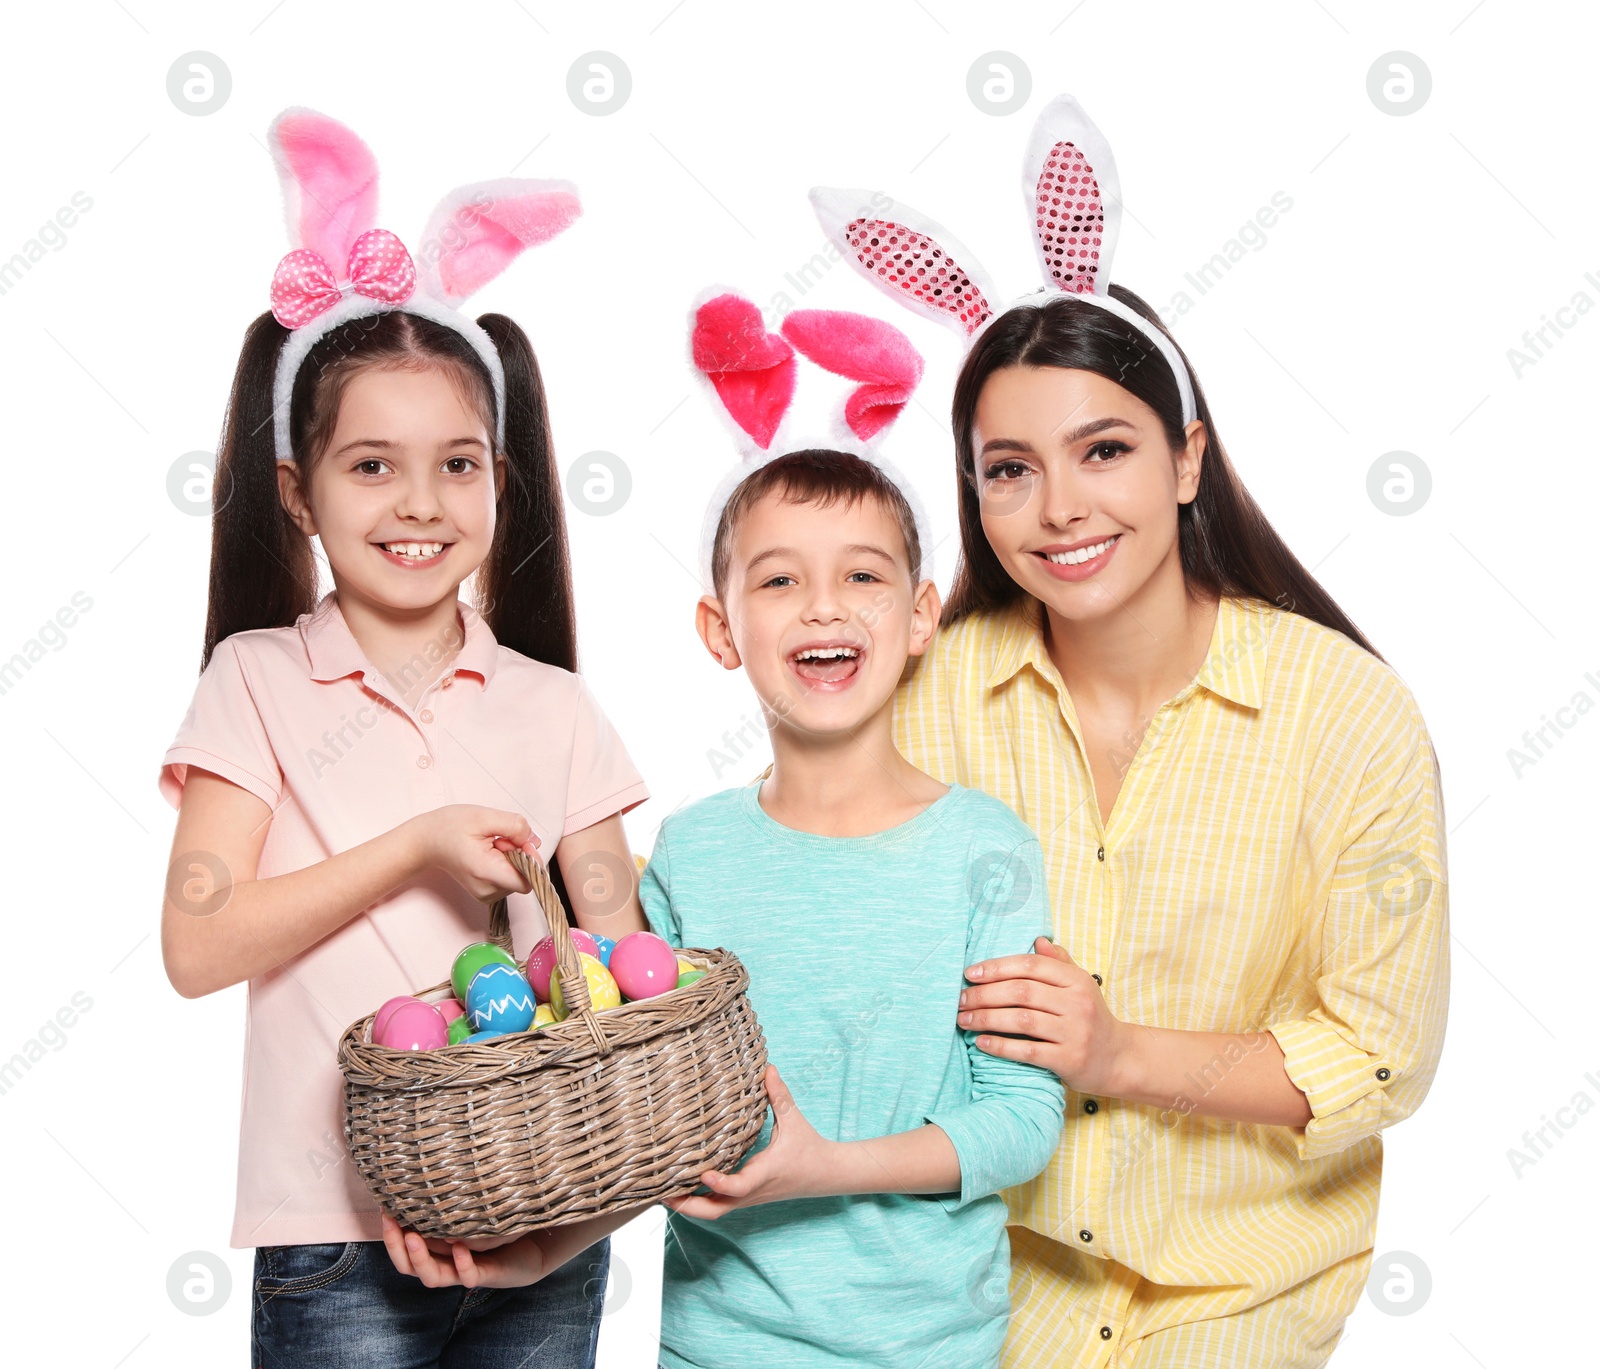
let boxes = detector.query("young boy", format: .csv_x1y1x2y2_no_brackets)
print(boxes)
644,450,1065,1369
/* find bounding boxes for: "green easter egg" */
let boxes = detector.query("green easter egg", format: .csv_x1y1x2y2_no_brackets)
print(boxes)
446,1014,475,1046
451,942,516,1003
676,969,706,989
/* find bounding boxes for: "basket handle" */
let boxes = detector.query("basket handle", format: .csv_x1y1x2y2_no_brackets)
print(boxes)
490,847,612,1055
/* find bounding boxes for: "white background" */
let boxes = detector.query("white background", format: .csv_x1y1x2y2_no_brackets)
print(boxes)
0,1,1591,1364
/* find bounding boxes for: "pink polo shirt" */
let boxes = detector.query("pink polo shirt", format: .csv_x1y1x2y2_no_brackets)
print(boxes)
158,592,649,1248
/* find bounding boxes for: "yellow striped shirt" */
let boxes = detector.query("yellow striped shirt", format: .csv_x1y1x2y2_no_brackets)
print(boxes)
893,592,1449,1366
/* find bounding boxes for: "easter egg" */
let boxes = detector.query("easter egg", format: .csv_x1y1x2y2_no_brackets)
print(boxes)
531,1003,560,1031
550,952,623,1019
375,1000,447,1051
609,931,680,1002
446,1015,475,1046
434,997,465,1026
466,963,536,1033
675,957,697,978
592,934,617,967
525,929,602,1002
372,996,419,1042
466,1028,513,1043
451,942,516,1003
676,970,706,990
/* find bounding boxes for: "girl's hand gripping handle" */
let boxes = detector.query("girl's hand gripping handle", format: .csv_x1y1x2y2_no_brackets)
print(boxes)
405,805,541,903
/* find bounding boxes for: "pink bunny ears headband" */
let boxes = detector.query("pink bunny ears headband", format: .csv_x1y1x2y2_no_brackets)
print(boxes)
265,107,582,462
689,290,932,588
810,93,1197,426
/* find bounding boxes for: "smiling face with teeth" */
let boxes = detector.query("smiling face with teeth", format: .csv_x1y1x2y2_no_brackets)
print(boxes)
971,365,1206,626
277,364,504,619
697,486,940,747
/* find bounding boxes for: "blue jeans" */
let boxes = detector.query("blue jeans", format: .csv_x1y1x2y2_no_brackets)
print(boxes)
250,1235,608,1368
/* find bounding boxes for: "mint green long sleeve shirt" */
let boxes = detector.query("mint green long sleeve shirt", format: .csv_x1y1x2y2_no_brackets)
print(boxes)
641,782,1066,1369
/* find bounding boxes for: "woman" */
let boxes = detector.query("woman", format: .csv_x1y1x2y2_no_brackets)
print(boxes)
891,288,1449,1366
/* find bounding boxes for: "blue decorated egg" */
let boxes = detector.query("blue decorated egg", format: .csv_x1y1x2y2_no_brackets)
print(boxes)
465,963,536,1033
592,934,617,968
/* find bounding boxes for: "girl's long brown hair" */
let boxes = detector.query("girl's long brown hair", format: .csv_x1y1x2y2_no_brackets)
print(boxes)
201,308,576,673
945,288,1380,659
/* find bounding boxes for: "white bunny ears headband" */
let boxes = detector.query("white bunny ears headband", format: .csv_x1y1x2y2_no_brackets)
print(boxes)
265,107,581,462
688,289,934,590
810,92,1197,426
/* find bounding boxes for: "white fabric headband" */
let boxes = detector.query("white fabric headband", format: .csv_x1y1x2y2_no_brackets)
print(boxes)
261,105,582,463
810,92,1198,427
270,294,508,463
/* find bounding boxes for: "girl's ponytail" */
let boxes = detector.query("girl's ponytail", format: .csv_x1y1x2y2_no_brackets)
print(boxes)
475,312,577,674
202,310,318,671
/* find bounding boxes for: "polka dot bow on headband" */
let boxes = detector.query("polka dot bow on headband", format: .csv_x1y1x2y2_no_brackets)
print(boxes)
270,227,416,329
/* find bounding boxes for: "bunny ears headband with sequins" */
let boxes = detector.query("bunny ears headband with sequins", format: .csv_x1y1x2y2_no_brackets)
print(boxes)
810,92,1197,426
265,107,582,462
689,289,933,588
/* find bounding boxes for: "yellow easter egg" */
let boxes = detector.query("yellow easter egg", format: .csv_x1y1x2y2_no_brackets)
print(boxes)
676,957,697,979
530,1003,559,1031
550,952,623,1018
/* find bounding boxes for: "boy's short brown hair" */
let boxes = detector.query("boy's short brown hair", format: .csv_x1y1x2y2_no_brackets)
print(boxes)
710,450,922,601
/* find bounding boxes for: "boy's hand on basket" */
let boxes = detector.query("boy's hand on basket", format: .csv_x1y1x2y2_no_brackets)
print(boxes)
380,1211,550,1289
406,805,541,903
662,1066,837,1218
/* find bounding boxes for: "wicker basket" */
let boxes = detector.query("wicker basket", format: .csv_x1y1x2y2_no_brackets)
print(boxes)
337,847,768,1239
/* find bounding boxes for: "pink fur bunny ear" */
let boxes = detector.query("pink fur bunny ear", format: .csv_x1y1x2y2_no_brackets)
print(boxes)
810,187,996,339
415,178,582,307
692,292,797,451
1022,93,1123,296
779,310,923,441
267,107,380,268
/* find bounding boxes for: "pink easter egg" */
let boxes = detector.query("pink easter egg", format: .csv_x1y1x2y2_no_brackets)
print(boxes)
434,997,465,1026
608,931,680,1002
372,995,419,1042
375,999,448,1051
525,929,602,1002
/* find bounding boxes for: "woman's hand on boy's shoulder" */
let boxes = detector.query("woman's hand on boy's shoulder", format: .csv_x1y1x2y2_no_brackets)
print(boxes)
663,1066,838,1219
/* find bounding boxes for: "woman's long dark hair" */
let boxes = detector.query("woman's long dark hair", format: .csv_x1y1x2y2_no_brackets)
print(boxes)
946,288,1380,659
201,308,577,674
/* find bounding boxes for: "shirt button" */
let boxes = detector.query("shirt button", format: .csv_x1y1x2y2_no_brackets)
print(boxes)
1083,1099,1099,1114
1096,846,1105,861
1091,972,1103,986
419,708,434,723
1376,1067,1392,1081
1078,1229,1093,1243
1100,1327,1113,1340
417,755,431,769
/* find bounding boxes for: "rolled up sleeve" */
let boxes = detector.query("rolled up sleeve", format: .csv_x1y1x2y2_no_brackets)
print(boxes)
1271,694,1450,1162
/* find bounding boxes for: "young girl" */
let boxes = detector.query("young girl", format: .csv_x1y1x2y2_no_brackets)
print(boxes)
158,109,648,1367
817,96,1449,1366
